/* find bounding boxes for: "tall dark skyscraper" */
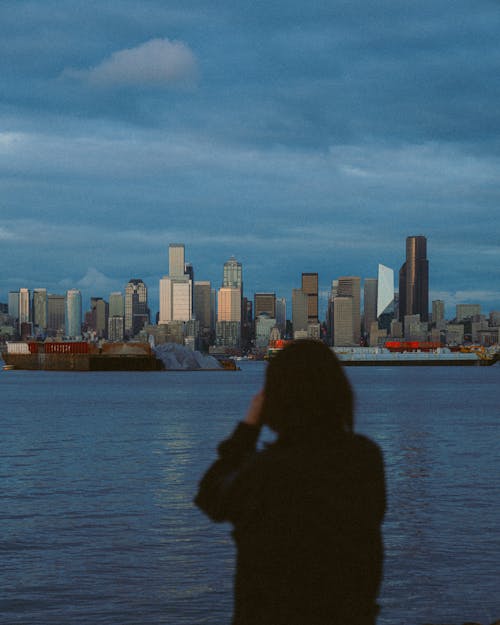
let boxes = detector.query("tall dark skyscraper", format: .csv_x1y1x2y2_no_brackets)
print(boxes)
399,235,429,322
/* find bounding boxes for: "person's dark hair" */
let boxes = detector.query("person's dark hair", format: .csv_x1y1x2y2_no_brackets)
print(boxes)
262,340,354,439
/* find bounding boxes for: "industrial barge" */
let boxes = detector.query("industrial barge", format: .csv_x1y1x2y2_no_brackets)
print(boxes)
1,341,164,371
267,340,499,366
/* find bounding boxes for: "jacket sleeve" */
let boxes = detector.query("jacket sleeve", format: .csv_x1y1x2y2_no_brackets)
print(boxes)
194,422,261,522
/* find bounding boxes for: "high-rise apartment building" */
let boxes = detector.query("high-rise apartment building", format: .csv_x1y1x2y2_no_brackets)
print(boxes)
399,235,429,323
254,293,276,319
65,289,82,339
301,273,318,323
337,276,361,344
125,279,149,337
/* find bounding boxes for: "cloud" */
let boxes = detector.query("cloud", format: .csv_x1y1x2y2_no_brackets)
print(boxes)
62,38,198,88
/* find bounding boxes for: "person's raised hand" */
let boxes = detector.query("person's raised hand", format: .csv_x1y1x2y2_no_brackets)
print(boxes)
244,390,265,427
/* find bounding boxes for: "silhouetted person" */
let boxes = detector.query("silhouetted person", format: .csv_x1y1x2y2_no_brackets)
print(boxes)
195,340,386,625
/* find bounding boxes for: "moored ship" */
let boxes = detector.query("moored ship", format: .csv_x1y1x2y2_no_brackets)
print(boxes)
267,340,499,366
1,341,164,371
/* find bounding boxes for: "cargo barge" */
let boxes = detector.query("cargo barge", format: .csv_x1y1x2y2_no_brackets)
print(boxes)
1,341,164,371
267,340,499,366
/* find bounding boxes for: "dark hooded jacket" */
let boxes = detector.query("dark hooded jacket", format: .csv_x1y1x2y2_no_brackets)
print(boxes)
195,421,386,625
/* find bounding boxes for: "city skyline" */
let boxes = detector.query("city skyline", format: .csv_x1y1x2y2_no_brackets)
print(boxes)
2,238,500,321
1,2,499,313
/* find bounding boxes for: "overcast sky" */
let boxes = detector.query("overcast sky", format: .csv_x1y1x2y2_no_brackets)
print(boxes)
1,0,499,317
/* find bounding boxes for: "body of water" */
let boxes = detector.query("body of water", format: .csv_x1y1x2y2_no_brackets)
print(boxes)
1,362,499,624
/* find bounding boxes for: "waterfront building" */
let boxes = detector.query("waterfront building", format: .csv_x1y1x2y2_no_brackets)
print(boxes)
337,277,361,344
32,288,48,333
216,321,241,348
490,311,500,326
333,296,354,346
301,273,318,323
404,314,427,341
47,294,65,337
432,300,445,325
292,288,308,336
390,320,403,338
65,289,82,339
254,293,276,319
399,235,429,323
456,303,481,322
446,323,465,345
255,313,276,348
125,279,149,337
363,278,377,336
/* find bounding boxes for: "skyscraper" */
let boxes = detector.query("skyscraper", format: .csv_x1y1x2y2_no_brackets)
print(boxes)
18,288,30,332
337,277,361,344
292,288,308,336
333,297,354,346
275,297,286,336
363,278,378,335
432,300,445,325
254,293,276,318
33,288,48,333
65,289,82,339
217,288,241,322
125,279,149,337
223,256,242,289
194,281,212,331
47,294,65,337
301,273,318,323
159,244,193,324
399,235,429,322
169,244,186,278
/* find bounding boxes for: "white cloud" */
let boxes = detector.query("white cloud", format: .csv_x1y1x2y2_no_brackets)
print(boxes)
63,38,198,88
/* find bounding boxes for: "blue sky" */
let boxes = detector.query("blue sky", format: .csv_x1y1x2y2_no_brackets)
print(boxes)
1,0,499,317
